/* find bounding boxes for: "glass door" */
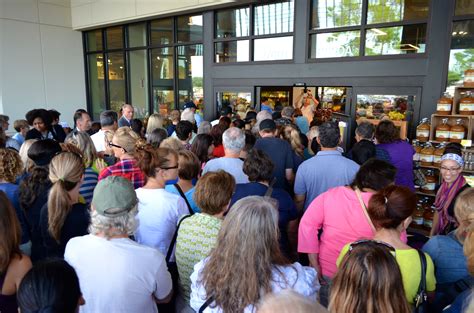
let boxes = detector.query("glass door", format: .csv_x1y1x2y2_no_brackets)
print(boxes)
215,87,254,120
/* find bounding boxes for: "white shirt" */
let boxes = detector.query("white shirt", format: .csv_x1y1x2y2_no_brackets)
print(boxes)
190,259,320,312
134,188,188,258
65,235,172,313
91,129,106,152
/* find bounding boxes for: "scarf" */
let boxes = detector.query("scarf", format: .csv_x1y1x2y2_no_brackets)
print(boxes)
434,174,466,234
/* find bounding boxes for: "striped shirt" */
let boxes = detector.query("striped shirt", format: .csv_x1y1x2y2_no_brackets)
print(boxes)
80,167,98,204
98,158,145,189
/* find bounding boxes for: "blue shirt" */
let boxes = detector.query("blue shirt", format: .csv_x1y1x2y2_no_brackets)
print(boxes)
294,150,359,210
295,116,309,135
12,133,25,146
261,103,273,113
165,184,200,213
0,183,29,244
422,231,469,284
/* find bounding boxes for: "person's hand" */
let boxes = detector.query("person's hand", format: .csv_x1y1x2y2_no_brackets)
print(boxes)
95,158,107,172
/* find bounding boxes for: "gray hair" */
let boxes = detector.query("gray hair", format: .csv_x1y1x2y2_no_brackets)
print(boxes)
100,110,118,127
355,121,375,140
222,127,245,153
197,121,212,134
281,106,295,118
89,207,137,239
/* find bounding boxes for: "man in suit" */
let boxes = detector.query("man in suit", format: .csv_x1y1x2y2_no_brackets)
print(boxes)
118,104,134,127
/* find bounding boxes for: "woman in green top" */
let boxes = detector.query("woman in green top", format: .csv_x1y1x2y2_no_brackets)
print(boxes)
337,185,436,305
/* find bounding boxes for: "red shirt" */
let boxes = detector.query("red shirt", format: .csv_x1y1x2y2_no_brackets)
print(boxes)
99,158,145,189
212,144,225,158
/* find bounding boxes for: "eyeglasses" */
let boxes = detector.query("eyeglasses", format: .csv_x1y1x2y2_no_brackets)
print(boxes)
160,165,179,170
440,166,462,173
108,141,127,153
348,239,396,255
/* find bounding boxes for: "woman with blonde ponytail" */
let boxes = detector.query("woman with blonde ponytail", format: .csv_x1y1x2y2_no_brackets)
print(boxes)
424,188,474,312
280,124,304,171
39,152,90,259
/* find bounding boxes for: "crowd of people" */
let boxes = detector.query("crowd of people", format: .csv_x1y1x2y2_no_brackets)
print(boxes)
0,102,472,313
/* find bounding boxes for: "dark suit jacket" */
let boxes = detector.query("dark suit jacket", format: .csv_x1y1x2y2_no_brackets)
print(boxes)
118,116,131,128
25,125,66,142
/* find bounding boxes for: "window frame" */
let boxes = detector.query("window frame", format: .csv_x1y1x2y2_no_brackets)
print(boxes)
83,15,204,118
213,1,296,65
307,0,432,62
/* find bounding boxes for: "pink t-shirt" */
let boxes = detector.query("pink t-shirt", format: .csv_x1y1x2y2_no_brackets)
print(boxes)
299,186,375,278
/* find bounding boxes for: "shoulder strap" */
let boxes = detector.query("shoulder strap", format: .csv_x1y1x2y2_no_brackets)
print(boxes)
166,214,192,262
174,183,194,215
354,188,376,232
199,296,215,313
414,250,428,308
264,178,276,198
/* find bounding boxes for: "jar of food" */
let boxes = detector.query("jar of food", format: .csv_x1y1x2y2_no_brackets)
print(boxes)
433,143,446,167
413,140,422,162
412,200,425,227
464,68,474,87
437,93,453,115
459,91,474,115
416,118,430,142
420,143,435,166
435,118,450,142
421,170,437,194
423,205,436,230
450,119,466,143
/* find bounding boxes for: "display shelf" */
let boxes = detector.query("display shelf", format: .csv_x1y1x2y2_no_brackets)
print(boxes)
418,163,474,174
408,226,431,237
429,114,472,142
416,191,436,197
454,86,474,115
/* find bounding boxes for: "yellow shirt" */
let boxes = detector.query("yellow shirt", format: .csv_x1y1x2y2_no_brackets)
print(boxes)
337,244,436,304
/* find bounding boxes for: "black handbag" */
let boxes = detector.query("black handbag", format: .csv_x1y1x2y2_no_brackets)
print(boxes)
413,250,428,313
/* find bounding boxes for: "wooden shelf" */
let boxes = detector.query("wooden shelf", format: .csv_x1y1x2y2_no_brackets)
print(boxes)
408,226,431,237
416,191,436,197
417,164,474,174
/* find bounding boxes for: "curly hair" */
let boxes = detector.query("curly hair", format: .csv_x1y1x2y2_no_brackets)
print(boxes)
0,148,23,182
200,196,289,312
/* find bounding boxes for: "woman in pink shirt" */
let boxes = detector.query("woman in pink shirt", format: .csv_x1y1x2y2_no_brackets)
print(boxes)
298,158,396,306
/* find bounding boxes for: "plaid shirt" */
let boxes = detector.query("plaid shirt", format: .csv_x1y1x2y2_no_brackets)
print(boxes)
98,158,145,189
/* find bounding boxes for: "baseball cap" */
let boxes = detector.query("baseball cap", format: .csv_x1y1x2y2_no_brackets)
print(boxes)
183,101,197,110
259,119,276,131
92,176,138,217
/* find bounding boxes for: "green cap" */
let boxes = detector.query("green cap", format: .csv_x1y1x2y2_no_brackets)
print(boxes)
92,176,138,217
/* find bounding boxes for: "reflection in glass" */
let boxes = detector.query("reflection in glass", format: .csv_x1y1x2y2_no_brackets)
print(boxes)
356,94,415,135
216,7,250,38
151,18,173,46
365,24,426,56
128,50,149,118
177,45,204,111
311,31,360,58
106,27,123,50
254,1,294,35
367,0,430,24
456,0,474,15
216,92,252,114
311,0,362,29
254,36,293,61
152,48,174,114
447,20,474,91
88,54,106,120
177,15,203,43
107,52,126,113
317,87,347,113
128,23,147,47
215,40,250,63
86,30,103,52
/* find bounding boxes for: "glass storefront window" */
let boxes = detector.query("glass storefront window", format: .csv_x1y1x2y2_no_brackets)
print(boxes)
254,36,293,61
128,23,147,48
151,18,173,46
311,0,362,29
107,52,126,114
216,91,252,115
310,31,360,58
88,54,106,120
456,0,474,15
216,7,250,38
317,87,347,113
177,45,204,110
106,27,123,50
152,48,174,114
254,1,294,35
215,40,250,63
365,24,426,56
367,0,430,24
446,20,474,92
128,50,149,118
177,15,203,43
86,30,103,52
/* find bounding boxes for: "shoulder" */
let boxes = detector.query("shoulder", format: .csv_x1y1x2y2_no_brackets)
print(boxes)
9,254,32,278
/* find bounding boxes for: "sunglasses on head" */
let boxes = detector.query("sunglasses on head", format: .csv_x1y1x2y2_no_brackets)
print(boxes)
348,239,396,255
